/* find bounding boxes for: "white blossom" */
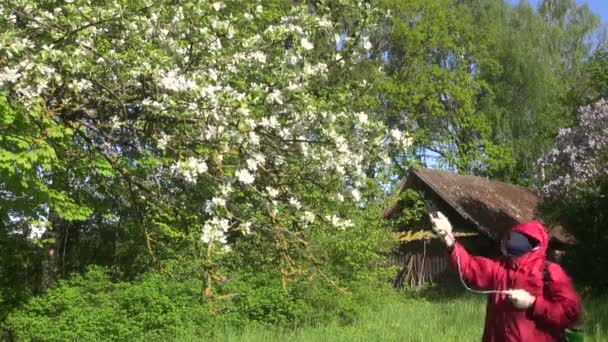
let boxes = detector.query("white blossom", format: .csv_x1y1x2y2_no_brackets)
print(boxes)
248,131,260,145
260,116,279,128
351,188,361,201
0,67,22,85
300,37,314,50
302,211,315,224
288,197,302,209
239,221,252,235
0,0,403,255
209,38,222,51
251,51,267,64
390,128,403,141
266,186,279,198
246,158,259,170
69,78,93,92
286,53,299,65
202,217,230,244
401,136,414,148
160,69,197,92
109,116,121,129
356,112,368,125
219,184,233,196
362,36,372,50
325,215,354,230
236,168,255,184
174,157,208,183
286,81,301,92
157,132,171,150
267,89,284,104
318,17,332,28
211,197,226,207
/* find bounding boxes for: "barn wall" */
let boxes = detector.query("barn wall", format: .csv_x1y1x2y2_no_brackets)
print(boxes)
388,173,502,288
390,237,482,288
391,242,447,288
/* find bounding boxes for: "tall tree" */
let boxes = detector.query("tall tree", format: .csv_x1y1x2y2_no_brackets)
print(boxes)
376,0,601,184
0,0,403,302
376,0,513,175
478,0,600,184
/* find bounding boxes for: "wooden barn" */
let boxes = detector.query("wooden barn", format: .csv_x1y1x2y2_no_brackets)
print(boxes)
383,168,574,288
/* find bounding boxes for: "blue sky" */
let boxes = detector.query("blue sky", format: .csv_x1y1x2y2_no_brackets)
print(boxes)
506,0,608,23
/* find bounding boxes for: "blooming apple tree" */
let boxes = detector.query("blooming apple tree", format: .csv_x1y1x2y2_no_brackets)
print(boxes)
0,0,410,294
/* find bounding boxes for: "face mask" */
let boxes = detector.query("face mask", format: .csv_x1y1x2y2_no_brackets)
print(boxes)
504,232,536,257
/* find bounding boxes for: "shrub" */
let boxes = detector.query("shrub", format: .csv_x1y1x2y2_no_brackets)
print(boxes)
3,266,214,341
3,189,395,339
540,100,608,290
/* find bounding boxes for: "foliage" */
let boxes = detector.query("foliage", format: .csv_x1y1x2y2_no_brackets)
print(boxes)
540,100,608,198
0,0,407,306
543,180,608,289
578,49,608,105
4,199,395,339
307,198,396,283
3,266,214,340
376,0,510,175
540,100,608,288
394,189,427,228
482,0,599,184
0,94,92,224
374,0,599,183
0,92,94,320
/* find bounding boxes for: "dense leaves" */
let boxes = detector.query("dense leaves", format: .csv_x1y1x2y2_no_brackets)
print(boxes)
539,100,608,288
0,0,403,297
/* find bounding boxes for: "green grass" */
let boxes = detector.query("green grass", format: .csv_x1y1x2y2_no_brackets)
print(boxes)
210,296,484,342
165,291,608,342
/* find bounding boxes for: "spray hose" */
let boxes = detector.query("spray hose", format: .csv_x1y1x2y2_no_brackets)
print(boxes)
451,240,511,295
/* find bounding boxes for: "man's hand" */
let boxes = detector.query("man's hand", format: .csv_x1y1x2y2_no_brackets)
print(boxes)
507,289,536,310
429,211,454,248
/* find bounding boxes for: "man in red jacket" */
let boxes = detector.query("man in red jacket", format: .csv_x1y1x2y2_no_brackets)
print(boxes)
430,212,581,342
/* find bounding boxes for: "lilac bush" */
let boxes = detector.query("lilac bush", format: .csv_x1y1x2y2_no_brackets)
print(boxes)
540,100,608,199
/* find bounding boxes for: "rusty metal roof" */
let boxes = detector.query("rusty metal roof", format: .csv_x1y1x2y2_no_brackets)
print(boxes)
386,168,574,244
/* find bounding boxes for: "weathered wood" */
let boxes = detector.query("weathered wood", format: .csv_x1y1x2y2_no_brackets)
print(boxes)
390,247,451,289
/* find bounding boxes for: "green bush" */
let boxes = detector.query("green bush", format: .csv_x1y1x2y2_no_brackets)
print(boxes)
542,177,608,290
3,265,394,340
219,272,360,328
2,266,214,341
3,196,395,339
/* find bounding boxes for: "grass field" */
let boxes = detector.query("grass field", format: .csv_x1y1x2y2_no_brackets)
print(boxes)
204,292,608,342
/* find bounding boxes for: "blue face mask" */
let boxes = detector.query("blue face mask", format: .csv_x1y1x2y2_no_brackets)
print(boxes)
505,232,535,257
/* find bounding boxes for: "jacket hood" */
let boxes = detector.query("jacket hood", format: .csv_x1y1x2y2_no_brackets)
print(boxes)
501,220,549,265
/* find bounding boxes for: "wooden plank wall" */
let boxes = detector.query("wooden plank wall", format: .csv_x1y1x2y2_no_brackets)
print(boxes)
390,249,449,288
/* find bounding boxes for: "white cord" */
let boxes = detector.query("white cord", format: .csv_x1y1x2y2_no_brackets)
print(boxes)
451,237,511,295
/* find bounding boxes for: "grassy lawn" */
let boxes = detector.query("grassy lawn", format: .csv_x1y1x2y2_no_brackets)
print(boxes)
200,292,608,342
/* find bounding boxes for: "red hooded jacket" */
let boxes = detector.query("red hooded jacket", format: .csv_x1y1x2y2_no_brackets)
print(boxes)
448,221,581,342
